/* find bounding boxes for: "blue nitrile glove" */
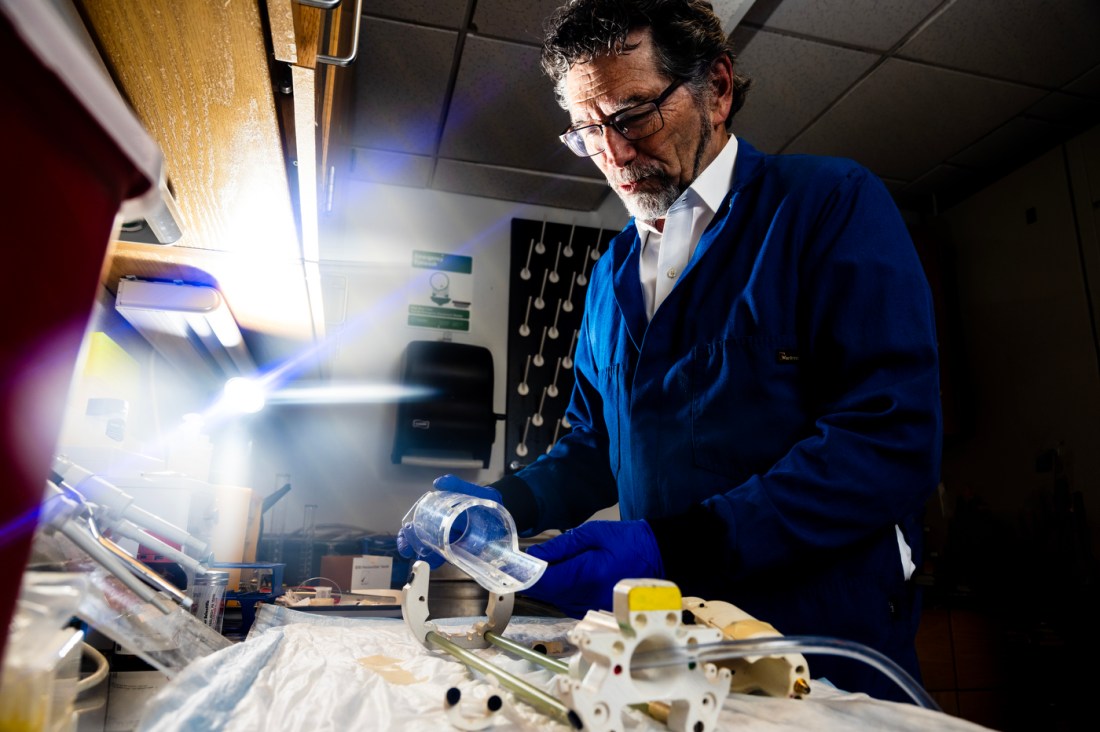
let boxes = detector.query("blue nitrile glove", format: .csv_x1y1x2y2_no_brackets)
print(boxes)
523,519,664,618
395,475,503,569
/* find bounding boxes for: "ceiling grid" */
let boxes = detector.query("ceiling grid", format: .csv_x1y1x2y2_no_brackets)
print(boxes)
344,0,1100,216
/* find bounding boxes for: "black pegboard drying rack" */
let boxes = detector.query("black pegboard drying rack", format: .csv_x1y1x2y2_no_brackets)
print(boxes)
504,218,616,473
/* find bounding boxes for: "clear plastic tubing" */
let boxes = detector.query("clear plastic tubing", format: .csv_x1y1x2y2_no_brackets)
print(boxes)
630,634,940,711
405,490,547,594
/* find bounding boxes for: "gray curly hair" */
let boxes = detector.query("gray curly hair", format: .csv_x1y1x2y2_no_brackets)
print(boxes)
541,0,752,128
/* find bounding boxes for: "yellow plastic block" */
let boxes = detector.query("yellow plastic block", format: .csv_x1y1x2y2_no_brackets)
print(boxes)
627,585,682,612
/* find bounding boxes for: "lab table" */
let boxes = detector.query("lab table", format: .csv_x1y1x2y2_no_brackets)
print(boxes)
136,606,994,731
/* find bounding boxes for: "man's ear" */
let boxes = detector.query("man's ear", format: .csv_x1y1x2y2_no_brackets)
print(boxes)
709,55,734,126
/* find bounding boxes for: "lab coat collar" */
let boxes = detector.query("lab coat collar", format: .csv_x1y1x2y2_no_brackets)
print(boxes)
610,138,769,350
684,138,768,266
728,137,767,194
635,133,739,236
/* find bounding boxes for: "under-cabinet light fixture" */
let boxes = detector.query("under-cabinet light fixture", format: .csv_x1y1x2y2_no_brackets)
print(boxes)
115,278,256,382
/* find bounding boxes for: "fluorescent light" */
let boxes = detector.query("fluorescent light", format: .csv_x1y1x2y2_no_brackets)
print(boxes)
115,279,256,382
266,382,434,404
222,377,265,414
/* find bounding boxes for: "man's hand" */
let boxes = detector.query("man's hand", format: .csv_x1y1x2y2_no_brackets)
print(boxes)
395,475,503,569
523,520,664,618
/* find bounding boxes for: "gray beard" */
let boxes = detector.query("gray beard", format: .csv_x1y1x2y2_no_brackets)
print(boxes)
614,169,681,221
614,111,714,222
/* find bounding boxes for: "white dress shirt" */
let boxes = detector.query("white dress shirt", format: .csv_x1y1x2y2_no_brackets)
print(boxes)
636,134,739,320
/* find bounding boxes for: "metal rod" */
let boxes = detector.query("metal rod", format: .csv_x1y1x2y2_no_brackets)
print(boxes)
427,631,581,729
115,519,205,575
59,520,177,615
483,632,665,727
85,514,192,608
484,631,570,675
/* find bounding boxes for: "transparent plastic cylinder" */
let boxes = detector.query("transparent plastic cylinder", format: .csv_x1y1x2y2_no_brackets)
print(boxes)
405,490,546,594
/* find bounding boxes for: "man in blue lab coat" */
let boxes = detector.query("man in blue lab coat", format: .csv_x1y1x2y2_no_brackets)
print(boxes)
400,0,941,702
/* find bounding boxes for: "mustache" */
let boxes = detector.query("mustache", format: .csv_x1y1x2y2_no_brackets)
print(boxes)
609,163,666,186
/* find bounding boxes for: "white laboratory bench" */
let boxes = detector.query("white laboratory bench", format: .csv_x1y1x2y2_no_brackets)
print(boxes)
126,606,994,732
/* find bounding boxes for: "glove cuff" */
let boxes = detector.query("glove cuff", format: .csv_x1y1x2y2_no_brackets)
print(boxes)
488,474,539,534
647,504,728,591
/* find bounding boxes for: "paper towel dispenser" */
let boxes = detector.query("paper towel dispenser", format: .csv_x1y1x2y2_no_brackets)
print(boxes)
392,341,496,469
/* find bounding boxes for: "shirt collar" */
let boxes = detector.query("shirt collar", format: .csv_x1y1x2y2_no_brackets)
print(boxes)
636,133,739,235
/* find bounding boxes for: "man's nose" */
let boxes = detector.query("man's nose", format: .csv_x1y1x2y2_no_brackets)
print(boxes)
601,128,637,168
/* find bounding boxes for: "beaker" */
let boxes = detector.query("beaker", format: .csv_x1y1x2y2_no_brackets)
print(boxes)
300,504,317,583
404,490,546,594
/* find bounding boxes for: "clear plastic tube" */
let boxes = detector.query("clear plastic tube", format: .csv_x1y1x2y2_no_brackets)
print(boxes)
404,490,547,594
630,634,940,710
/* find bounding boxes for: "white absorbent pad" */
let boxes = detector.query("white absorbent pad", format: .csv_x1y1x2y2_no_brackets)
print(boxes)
137,608,993,732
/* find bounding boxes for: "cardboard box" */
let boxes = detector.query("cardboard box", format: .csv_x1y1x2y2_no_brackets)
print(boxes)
319,555,394,592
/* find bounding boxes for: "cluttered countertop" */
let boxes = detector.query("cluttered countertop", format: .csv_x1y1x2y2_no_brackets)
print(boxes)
9,472,1000,732
137,603,991,732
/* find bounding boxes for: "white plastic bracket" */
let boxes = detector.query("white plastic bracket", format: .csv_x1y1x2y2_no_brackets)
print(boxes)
557,579,731,732
401,560,514,650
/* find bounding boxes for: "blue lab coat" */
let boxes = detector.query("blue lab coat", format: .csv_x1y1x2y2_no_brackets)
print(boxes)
511,139,942,700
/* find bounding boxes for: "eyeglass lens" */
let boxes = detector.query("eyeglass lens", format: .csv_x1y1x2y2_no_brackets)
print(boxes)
564,103,662,157
561,79,682,157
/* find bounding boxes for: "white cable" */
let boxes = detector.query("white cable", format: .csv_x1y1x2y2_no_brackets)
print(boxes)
76,642,109,694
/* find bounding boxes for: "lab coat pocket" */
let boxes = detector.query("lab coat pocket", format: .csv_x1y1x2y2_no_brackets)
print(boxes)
690,336,805,478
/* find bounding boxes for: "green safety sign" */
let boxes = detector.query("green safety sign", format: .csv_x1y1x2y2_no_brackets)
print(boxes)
412,250,473,274
408,304,470,331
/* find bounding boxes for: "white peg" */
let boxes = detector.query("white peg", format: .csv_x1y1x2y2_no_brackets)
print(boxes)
591,242,601,260
516,417,531,457
520,238,534,280
518,296,533,336
536,217,547,255
562,329,578,370
577,247,591,286
533,326,548,367
561,414,572,430
562,273,577,312
547,418,562,454
517,355,531,396
547,357,562,398
534,270,548,309
548,242,562,283
563,224,575,258
548,299,562,339
532,387,547,427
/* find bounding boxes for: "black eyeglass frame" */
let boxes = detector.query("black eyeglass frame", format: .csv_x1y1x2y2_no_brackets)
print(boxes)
559,78,686,157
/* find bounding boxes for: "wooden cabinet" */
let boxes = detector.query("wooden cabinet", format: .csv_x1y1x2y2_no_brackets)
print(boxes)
266,0,359,256
74,0,357,365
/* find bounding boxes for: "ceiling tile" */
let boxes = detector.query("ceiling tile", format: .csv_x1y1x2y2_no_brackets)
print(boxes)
433,159,610,210
788,59,1046,181
350,18,457,155
1026,91,1100,130
1066,63,1100,98
473,0,561,44
903,164,988,208
729,28,877,153
898,0,1100,88
742,0,940,51
947,117,1068,173
349,148,434,188
879,177,908,195
362,0,467,28
439,35,601,179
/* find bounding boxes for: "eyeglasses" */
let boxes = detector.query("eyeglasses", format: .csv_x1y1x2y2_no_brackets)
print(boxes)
559,79,685,157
